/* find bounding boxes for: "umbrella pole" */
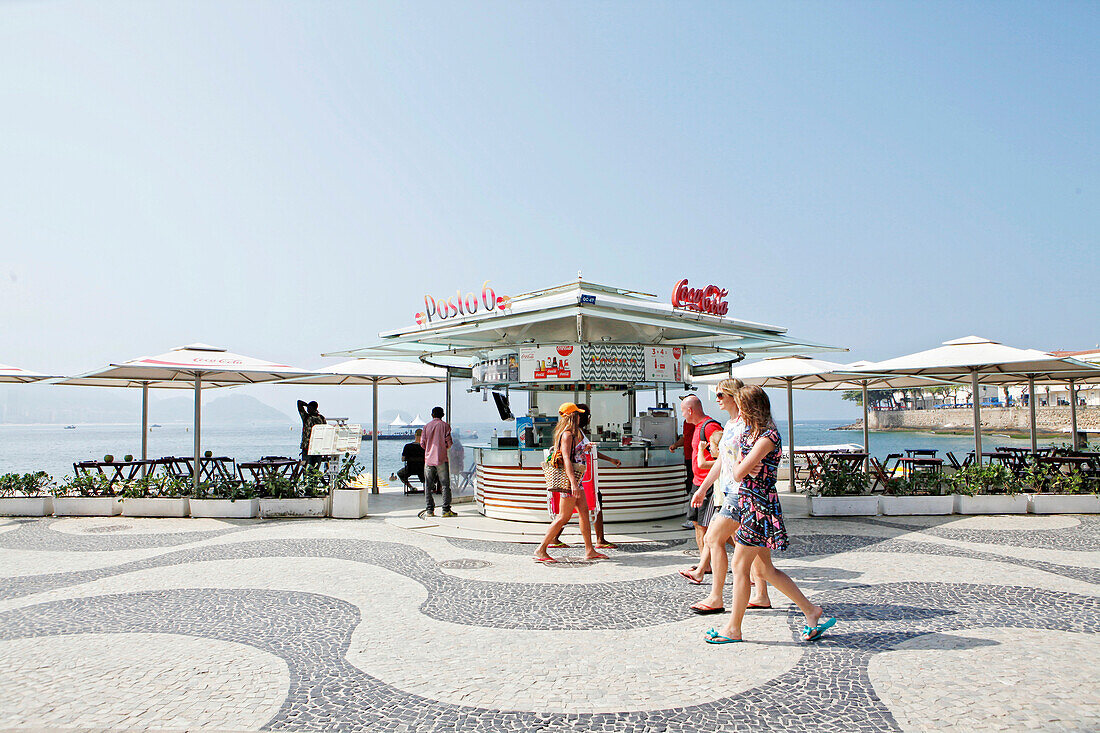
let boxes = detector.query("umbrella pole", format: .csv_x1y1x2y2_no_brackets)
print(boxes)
141,382,149,476
1069,378,1079,449
971,371,982,466
862,380,870,473
1028,376,1037,454
786,378,795,493
193,373,201,495
445,371,452,425
372,378,379,494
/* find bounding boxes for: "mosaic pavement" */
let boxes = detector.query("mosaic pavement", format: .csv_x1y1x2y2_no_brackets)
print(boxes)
0,511,1098,731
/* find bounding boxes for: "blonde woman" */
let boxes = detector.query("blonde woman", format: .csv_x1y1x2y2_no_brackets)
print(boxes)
705,386,835,644
687,379,770,612
534,403,608,563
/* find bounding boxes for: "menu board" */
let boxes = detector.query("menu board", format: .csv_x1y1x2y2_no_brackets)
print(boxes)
580,343,644,382
472,352,520,386
519,345,577,382
643,346,684,382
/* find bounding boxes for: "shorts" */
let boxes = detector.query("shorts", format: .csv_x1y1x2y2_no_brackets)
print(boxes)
685,483,718,527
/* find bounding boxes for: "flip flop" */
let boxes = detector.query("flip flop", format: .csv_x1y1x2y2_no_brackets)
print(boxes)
534,556,558,564
586,552,610,560
705,633,742,644
548,541,570,549
801,617,837,642
747,603,772,609
595,542,617,549
690,604,725,615
678,570,704,585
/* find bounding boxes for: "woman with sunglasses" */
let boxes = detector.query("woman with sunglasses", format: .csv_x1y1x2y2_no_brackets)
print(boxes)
705,385,835,644
687,379,770,612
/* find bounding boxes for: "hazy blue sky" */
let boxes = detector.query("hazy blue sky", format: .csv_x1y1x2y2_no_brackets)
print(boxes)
1,1,1096,422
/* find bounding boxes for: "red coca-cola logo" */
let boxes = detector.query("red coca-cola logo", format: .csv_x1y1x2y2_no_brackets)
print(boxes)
556,346,574,356
672,348,682,360
671,279,729,316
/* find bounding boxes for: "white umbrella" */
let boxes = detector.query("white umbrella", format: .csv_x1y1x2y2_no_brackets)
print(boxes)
58,344,315,492
694,355,947,490
850,336,1100,458
278,358,446,492
0,363,59,383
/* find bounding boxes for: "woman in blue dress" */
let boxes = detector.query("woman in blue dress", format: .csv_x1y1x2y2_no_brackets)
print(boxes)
705,385,836,644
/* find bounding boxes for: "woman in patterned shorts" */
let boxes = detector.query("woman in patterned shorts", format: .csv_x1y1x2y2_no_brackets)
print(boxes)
705,385,837,645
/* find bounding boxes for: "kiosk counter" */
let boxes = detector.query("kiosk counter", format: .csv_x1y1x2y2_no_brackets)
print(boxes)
472,444,686,523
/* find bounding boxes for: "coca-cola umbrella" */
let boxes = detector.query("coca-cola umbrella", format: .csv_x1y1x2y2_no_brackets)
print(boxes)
0,363,60,383
57,344,316,493
278,358,447,492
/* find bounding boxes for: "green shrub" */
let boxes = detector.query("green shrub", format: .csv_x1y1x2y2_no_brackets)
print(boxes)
884,471,948,496
949,464,1018,496
54,473,115,498
260,472,296,499
810,465,871,497
0,472,53,497
117,474,190,499
194,477,256,502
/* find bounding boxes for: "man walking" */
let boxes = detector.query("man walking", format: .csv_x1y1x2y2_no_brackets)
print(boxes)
297,400,326,468
418,406,456,518
679,395,723,574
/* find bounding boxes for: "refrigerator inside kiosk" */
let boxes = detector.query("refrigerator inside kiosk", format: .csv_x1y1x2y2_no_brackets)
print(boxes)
630,407,678,446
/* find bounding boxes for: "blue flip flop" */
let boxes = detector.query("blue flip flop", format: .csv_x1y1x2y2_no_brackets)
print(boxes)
801,617,837,642
705,631,743,644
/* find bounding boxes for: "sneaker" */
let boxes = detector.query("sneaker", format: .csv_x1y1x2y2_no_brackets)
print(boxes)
681,520,695,530
441,510,458,518
417,509,435,519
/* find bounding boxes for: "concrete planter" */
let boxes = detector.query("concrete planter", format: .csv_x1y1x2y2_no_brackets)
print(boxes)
810,496,879,516
331,488,369,519
259,496,328,518
52,497,122,516
121,497,190,518
953,494,1029,515
189,498,260,519
880,495,955,516
1028,494,1100,514
0,496,53,516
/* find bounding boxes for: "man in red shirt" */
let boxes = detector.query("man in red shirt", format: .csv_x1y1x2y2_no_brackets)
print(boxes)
679,395,723,567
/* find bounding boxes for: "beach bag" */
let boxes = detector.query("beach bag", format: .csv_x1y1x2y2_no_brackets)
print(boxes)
543,456,584,493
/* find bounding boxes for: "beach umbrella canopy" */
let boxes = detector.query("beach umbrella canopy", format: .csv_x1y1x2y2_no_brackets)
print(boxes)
389,415,409,427
408,414,426,426
850,336,1100,456
277,358,446,492
0,363,59,383
58,344,315,491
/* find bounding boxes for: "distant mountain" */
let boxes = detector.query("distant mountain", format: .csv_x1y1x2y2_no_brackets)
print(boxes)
0,386,292,425
155,393,293,425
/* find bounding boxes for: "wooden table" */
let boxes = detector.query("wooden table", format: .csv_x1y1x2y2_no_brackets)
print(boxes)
899,457,944,477
238,458,299,486
74,459,155,487
904,449,938,458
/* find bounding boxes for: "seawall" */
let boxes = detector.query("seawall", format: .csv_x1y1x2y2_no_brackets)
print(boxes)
850,406,1099,434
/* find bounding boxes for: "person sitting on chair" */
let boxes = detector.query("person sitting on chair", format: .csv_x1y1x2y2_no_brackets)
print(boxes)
398,428,425,491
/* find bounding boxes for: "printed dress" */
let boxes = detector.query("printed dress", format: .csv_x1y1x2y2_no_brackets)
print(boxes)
734,425,789,551
546,434,600,520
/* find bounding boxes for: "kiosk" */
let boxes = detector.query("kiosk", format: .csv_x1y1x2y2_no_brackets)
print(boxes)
325,278,835,523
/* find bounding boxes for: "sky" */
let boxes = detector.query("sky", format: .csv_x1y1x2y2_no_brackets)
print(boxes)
1,1,1097,424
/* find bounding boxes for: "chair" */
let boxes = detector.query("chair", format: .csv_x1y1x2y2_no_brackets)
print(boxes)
869,457,903,492
946,451,973,471
455,463,477,490
398,461,424,494
882,453,903,475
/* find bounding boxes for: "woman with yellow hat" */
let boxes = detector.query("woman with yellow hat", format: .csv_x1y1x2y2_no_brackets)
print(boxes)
534,402,609,563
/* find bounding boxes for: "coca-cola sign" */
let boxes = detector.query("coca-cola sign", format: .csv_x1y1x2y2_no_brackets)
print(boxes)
671,279,729,316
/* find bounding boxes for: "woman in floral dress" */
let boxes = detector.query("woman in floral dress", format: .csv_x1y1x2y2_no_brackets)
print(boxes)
705,385,836,644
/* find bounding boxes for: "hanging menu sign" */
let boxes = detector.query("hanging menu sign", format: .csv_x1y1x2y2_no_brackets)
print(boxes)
643,346,684,382
519,345,576,382
471,352,520,386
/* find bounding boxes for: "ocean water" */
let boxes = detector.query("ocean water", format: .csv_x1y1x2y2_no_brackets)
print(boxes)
0,419,1069,481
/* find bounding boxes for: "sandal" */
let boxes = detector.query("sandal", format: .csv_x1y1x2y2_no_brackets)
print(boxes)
548,541,570,549
534,556,558,564
704,629,742,644
801,617,837,642
595,542,617,549
678,570,703,585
